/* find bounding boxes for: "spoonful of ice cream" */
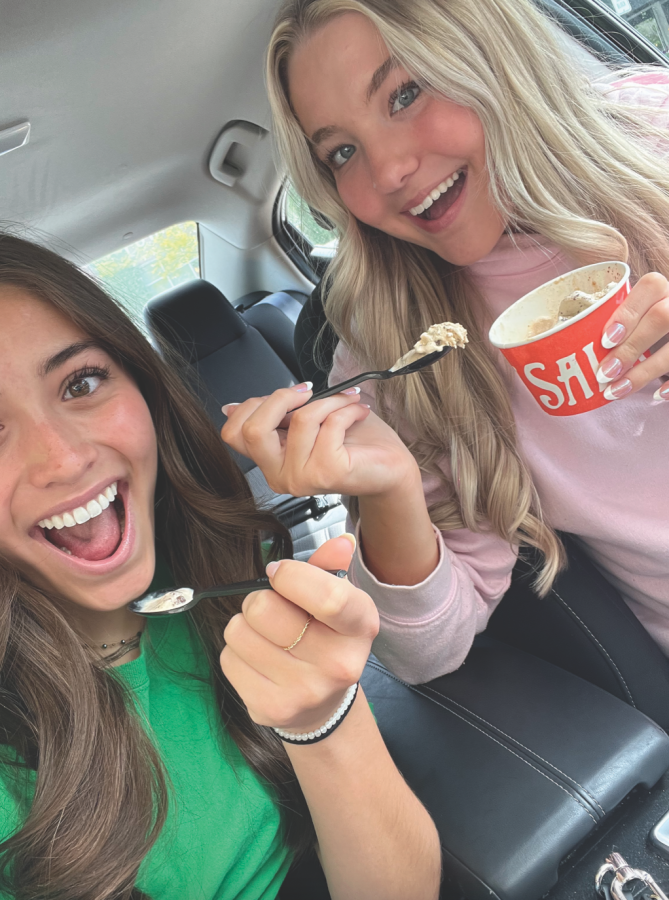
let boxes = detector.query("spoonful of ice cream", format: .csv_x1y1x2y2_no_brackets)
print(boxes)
130,569,348,616
305,321,468,404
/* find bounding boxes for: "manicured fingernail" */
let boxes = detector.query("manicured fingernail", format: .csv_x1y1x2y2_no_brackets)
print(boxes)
602,323,626,349
221,403,239,415
342,386,361,395
266,561,282,577
361,403,371,409
653,383,669,401
341,532,357,551
293,382,313,393
604,378,633,401
596,357,622,384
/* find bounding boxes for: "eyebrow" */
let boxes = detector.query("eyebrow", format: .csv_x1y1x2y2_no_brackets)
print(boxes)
365,56,398,102
38,340,105,377
310,56,400,147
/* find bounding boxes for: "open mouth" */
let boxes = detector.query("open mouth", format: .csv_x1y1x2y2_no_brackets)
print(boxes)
37,481,127,562
408,169,466,222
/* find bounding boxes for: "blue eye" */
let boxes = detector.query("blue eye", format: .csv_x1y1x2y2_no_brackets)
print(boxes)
391,82,421,114
328,144,356,169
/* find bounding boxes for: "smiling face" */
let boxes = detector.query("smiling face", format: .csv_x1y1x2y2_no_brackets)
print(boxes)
288,12,506,266
0,285,158,611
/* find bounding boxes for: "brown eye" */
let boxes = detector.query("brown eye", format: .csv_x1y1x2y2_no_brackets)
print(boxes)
69,379,90,397
63,373,104,400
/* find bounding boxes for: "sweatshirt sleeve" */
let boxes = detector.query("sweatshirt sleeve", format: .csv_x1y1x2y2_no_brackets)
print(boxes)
330,343,518,683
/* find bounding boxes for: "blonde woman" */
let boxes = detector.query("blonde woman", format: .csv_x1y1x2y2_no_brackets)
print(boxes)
222,0,669,684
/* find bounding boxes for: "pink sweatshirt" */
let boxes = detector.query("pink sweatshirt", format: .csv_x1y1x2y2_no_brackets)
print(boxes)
329,75,669,684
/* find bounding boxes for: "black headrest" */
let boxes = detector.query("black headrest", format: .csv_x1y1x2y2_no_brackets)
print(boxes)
145,279,247,362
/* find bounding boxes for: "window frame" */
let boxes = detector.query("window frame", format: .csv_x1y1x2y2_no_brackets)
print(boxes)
273,181,335,283
550,0,669,64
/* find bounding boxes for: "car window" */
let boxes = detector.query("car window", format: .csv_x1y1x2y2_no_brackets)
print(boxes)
600,0,669,53
86,222,200,319
280,181,338,273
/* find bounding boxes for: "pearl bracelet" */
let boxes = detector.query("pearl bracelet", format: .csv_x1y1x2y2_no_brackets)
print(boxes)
273,683,359,745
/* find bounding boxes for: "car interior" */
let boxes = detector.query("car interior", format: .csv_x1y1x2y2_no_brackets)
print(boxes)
3,1,669,898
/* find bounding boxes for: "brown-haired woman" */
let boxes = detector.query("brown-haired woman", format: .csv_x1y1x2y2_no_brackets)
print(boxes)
0,233,440,900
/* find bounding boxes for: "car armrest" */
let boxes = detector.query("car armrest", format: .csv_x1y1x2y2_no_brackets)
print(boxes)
361,643,669,900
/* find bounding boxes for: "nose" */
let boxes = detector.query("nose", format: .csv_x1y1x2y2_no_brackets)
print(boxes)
23,413,97,490
366,134,419,194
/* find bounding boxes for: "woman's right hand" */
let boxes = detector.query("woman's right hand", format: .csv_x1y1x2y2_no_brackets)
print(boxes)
220,383,419,500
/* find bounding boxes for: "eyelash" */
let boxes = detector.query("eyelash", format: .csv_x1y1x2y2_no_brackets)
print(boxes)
388,80,421,116
325,80,422,170
62,365,111,400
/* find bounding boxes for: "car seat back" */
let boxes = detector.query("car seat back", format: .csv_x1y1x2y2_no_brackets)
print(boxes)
145,279,346,556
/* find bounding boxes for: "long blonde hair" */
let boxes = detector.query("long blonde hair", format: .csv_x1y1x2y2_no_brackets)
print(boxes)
267,0,669,593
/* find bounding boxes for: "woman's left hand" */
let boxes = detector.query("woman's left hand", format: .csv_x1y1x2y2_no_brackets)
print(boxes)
219,535,379,735
597,272,669,401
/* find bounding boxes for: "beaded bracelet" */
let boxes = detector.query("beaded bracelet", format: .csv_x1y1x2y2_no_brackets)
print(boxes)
273,683,359,745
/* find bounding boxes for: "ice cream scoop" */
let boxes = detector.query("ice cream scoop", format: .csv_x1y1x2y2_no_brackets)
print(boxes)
389,322,468,371
130,569,348,616
526,284,618,339
306,321,467,404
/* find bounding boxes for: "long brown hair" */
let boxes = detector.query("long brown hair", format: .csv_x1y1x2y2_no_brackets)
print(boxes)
0,232,313,900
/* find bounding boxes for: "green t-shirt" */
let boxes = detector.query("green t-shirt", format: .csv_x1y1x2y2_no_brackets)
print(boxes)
0,614,292,899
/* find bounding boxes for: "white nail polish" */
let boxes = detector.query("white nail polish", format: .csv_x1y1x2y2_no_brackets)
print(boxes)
653,385,669,401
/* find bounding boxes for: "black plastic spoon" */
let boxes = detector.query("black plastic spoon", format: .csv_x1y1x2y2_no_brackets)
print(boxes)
129,569,348,617
305,345,453,404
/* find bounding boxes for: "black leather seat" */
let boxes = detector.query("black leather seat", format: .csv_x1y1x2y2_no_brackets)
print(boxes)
145,279,347,553
280,645,669,900
145,279,296,467
239,289,306,380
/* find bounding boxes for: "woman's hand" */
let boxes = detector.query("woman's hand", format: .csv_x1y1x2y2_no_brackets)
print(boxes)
220,383,419,499
597,272,669,402
222,535,441,900
219,535,379,734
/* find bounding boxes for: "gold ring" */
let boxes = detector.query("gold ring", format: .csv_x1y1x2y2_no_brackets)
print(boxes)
283,615,313,651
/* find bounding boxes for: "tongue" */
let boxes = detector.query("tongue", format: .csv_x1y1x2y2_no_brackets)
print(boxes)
423,175,465,220
47,504,122,561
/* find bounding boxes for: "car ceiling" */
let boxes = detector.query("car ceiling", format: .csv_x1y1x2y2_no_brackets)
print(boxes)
0,0,282,264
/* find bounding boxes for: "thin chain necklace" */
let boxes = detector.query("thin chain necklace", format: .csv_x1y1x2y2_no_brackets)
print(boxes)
94,631,143,665
100,631,142,651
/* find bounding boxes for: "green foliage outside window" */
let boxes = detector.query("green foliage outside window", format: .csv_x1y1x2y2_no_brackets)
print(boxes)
87,222,200,320
285,182,337,248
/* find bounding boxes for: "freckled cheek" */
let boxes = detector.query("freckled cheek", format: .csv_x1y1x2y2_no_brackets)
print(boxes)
337,175,392,228
97,394,158,480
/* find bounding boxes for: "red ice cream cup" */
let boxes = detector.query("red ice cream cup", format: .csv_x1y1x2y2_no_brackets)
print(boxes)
488,261,632,416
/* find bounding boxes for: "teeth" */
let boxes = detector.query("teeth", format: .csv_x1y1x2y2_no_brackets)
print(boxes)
409,170,461,217
73,507,90,525
58,546,72,555
86,499,102,518
38,481,118,531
